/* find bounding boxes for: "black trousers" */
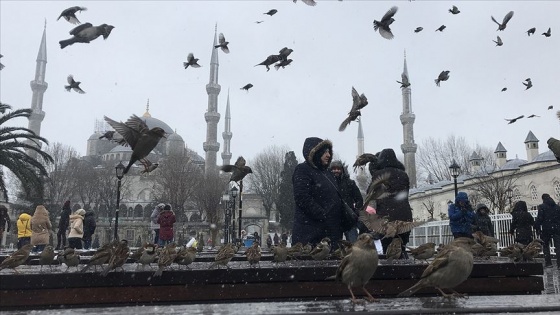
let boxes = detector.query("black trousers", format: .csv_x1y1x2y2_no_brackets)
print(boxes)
68,237,83,249
56,229,67,249
542,232,560,266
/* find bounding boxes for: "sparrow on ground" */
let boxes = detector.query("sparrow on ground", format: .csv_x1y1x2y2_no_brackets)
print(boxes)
414,27,423,33
240,83,253,91
140,159,159,174
335,233,379,303
448,6,460,14
214,33,230,53
493,36,503,46
272,243,289,266
209,243,235,269
311,237,331,262
542,27,551,37
527,27,536,36
547,137,560,163
81,241,116,272
491,11,514,31
523,78,532,90
373,6,398,39
65,75,86,94
339,86,368,131
39,245,56,272
0,244,33,273
99,130,115,140
101,239,129,276
436,25,446,32
293,0,317,6
59,23,114,49
264,9,278,16
245,242,262,268
57,6,87,25
385,237,402,264
104,115,167,174
407,242,436,263
397,73,410,88
505,115,524,124
154,243,177,276
221,156,253,182
353,153,377,173
183,53,201,69
360,172,392,211
435,71,450,86
398,237,475,298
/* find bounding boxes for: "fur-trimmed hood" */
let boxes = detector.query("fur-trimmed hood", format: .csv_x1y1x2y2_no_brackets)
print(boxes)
302,137,332,170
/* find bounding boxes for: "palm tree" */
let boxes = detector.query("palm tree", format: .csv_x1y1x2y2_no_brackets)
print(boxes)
0,103,53,201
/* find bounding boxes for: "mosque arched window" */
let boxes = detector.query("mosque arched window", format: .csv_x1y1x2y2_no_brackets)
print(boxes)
554,181,560,199
530,185,538,201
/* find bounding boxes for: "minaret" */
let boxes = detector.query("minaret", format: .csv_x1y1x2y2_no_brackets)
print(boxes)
203,25,221,174
524,131,539,162
221,89,232,166
495,142,507,168
399,51,417,188
26,22,48,158
356,119,365,176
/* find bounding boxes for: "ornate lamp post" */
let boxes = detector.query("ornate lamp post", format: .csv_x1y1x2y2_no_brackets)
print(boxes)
505,188,513,209
114,161,125,241
449,159,461,198
230,186,238,242
222,191,230,244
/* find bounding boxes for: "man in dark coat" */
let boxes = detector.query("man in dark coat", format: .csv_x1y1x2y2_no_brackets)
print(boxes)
56,200,72,250
474,203,494,237
330,160,363,242
291,137,343,247
449,191,476,239
82,210,97,249
509,200,534,245
368,148,413,255
534,194,560,268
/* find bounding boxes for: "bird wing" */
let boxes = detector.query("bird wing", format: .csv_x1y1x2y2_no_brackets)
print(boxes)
490,15,500,26
124,115,150,134
220,164,236,172
104,116,142,149
69,23,92,36
358,212,389,234
401,73,409,84
502,11,514,25
187,53,194,63
73,87,86,94
67,75,75,84
301,0,317,6
218,33,226,45
353,153,377,170
378,27,394,40
350,87,361,112
381,6,398,22
338,116,353,132
234,156,246,167
395,220,425,234
421,247,453,278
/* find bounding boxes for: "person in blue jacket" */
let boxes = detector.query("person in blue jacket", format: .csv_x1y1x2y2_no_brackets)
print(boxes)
448,191,476,239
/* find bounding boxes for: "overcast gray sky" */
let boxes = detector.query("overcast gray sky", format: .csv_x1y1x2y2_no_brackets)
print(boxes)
1,1,559,175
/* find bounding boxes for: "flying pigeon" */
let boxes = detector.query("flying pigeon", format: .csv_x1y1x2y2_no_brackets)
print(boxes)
449,5,460,14
435,71,450,87
339,87,368,132
542,27,551,37
491,11,514,31
523,78,532,90
264,9,278,16
65,75,86,94
214,33,230,53
527,27,536,36
221,156,253,182
493,36,503,46
183,53,201,69
505,115,524,124
414,27,423,33
59,23,115,49
436,25,446,32
57,6,87,25
373,6,398,40
240,84,253,91
397,73,410,88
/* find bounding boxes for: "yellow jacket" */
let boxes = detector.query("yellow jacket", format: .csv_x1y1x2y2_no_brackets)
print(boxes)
17,213,32,238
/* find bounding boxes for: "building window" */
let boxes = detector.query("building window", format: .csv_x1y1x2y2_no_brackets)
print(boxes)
126,229,134,241
530,185,538,201
513,188,521,202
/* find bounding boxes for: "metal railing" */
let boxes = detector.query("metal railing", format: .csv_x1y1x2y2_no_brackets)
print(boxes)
410,210,556,254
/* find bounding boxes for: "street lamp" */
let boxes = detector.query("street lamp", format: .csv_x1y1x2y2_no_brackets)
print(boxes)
222,191,230,244
449,159,461,198
114,161,125,241
506,188,513,209
230,186,238,242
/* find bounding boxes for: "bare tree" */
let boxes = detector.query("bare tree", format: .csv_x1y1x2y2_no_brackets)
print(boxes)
193,171,229,245
276,151,298,230
420,196,436,220
153,151,201,222
42,143,80,209
247,145,288,220
468,170,519,214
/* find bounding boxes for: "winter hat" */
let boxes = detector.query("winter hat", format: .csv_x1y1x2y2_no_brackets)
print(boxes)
75,209,86,216
156,203,166,210
63,200,71,208
476,203,488,212
330,160,343,169
163,204,172,211
455,192,469,203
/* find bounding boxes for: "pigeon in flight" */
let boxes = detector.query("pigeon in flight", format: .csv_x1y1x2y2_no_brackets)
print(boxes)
523,78,532,90
221,156,253,182
339,87,368,132
183,53,201,69
414,27,423,33
436,25,446,32
65,75,85,94
274,58,293,70
214,33,230,53
527,27,536,36
293,0,317,6
505,115,524,124
491,11,514,31
99,131,115,140
435,71,450,87
449,5,460,14
240,84,253,91
542,27,551,37
397,73,410,88
373,6,398,40
57,6,87,25
527,114,540,118
501,87,507,92
264,9,278,16
59,23,115,49
493,36,503,46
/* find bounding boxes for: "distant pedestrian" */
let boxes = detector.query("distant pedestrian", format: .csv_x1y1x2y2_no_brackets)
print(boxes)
448,192,475,239
266,234,272,248
56,200,72,250
253,231,260,245
30,205,52,253
474,203,494,237
273,232,279,246
68,209,86,249
157,204,176,246
509,201,534,245
0,205,11,245
534,194,560,269
16,212,32,249
150,203,165,244
82,210,97,249
281,232,288,245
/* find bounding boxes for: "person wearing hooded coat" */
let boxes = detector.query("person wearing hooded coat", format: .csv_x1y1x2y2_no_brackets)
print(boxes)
474,203,494,237
157,204,176,246
30,205,52,252
68,209,86,249
16,212,32,249
329,160,363,242
82,210,97,249
291,137,343,247
534,194,560,268
509,200,534,245
368,148,413,255
448,191,476,239
56,200,72,250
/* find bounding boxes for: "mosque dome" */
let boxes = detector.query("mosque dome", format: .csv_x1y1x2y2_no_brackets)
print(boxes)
140,108,174,134
531,150,556,163
501,158,528,170
167,132,184,142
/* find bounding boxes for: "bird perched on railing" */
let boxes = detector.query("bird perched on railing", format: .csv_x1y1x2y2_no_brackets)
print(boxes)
287,242,303,260
499,243,524,262
101,239,129,276
245,242,262,268
272,243,289,266
407,242,436,264
209,243,236,269
398,237,475,298
311,237,331,262
175,246,197,270
221,156,253,183
81,241,116,272
521,239,544,262
59,247,81,272
0,244,33,273
154,243,177,276
335,233,379,303
332,240,353,260
104,115,167,175
39,245,55,272
385,237,402,264
137,243,158,270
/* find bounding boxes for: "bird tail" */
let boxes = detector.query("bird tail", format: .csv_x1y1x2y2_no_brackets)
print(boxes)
100,265,111,277
183,62,189,69
65,85,72,92
59,38,76,49
373,20,380,31
123,162,133,175
99,135,105,139
397,280,424,297
153,267,163,277
80,265,90,273
434,79,440,87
